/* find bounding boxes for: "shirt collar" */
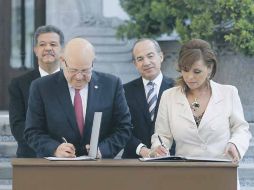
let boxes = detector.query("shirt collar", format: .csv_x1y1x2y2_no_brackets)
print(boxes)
142,72,163,87
39,66,60,77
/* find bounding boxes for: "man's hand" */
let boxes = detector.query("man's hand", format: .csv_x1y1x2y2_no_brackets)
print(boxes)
85,144,102,158
139,147,151,158
54,143,76,158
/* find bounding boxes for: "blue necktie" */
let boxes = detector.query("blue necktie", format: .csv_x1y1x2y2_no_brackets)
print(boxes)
147,82,157,121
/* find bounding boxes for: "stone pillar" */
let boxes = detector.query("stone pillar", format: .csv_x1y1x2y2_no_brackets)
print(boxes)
46,0,138,83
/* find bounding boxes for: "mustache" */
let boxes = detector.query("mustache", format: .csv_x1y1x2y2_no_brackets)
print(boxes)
43,51,55,56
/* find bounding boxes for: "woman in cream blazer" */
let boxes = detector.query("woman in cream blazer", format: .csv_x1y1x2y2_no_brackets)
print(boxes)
151,39,251,162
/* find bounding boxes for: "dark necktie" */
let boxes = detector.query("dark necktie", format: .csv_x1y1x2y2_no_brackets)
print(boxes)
147,81,157,121
74,89,84,136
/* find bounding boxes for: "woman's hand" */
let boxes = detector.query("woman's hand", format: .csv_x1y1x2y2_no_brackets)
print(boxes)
149,145,169,157
224,143,240,163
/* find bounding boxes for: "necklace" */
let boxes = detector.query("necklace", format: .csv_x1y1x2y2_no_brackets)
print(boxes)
191,98,200,112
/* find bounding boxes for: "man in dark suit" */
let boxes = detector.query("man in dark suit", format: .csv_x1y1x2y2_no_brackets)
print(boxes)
24,38,132,158
8,25,64,157
122,38,175,158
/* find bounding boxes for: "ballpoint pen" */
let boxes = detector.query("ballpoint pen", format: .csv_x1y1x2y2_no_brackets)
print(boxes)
62,137,68,143
158,135,166,148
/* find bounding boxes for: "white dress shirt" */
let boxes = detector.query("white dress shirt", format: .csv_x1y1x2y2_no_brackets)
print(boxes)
39,66,60,77
136,72,163,155
68,84,88,122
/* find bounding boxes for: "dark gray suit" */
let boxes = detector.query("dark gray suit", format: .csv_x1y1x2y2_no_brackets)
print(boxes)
24,70,132,158
122,76,175,158
8,70,40,157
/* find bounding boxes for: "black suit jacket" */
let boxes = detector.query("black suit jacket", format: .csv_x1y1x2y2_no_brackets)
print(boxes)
24,71,132,158
8,69,40,158
122,76,175,158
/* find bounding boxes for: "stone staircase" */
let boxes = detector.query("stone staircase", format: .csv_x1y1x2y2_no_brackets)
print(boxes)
69,27,138,84
0,111,14,190
0,111,253,189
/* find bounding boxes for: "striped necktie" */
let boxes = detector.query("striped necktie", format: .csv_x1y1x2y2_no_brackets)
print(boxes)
147,81,157,121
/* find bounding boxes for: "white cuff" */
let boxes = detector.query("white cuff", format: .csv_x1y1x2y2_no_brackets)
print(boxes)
136,143,146,156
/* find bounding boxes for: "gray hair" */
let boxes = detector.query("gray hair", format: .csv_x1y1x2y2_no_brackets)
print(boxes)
132,38,162,61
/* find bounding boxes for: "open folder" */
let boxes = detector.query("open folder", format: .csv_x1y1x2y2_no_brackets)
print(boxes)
139,155,232,162
45,112,102,161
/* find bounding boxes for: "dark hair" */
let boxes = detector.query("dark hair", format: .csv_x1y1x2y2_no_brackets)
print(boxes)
176,39,217,89
132,38,162,61
33,25,64,46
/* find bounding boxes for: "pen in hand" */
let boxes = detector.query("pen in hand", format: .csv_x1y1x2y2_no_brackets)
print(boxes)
158,135,166,149
62,137,68,143
158,135,169,155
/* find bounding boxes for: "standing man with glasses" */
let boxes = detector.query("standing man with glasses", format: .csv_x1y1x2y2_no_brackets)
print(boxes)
122,38,175,158
24,38,132,158
8,25,64,158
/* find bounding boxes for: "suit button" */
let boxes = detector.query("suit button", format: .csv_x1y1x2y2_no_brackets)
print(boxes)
201,144,207,150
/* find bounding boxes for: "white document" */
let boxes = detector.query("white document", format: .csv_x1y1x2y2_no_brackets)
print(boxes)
139,155,231,162
88,112,102,158
45,155,96,161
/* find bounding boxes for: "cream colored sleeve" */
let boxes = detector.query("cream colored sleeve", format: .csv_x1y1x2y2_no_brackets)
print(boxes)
151,91,174,150
228,86,252,158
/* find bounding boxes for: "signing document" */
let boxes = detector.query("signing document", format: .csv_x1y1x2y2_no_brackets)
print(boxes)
45,112,102,161
139,155,231,162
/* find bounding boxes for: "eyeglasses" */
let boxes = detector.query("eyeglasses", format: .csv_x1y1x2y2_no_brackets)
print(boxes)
64,60,93,76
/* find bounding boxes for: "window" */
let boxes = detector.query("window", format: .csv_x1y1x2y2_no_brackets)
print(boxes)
10,0,34,69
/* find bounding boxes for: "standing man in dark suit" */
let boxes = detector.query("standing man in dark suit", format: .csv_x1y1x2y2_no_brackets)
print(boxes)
8,25,64,157
122,38,175,158
24,38,132,158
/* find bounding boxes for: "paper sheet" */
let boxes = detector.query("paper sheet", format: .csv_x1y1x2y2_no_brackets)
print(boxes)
45,155,96,161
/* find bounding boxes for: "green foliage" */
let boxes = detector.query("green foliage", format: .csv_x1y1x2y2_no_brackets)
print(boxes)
117,0,254,56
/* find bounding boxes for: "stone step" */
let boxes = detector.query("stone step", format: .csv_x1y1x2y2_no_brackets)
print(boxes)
0,142,17,158
95,44,133,54
0,112,10,136
0,180,12,186
239,163,254,188
0,136,15,143
96,52,132,63
0,161,12,180
241,187,254,190
94,63,138,83
0,185,12,190
250,122,254,133
244,142,254,159
82,36,130,46
70,27,118,37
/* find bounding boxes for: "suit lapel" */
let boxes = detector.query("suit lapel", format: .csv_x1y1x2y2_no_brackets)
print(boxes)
31,69,41,80
198,81,224,129
155,76,172,119
55,71,80,136
83,72,100,143
133,78,152,123
176,88,196,125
